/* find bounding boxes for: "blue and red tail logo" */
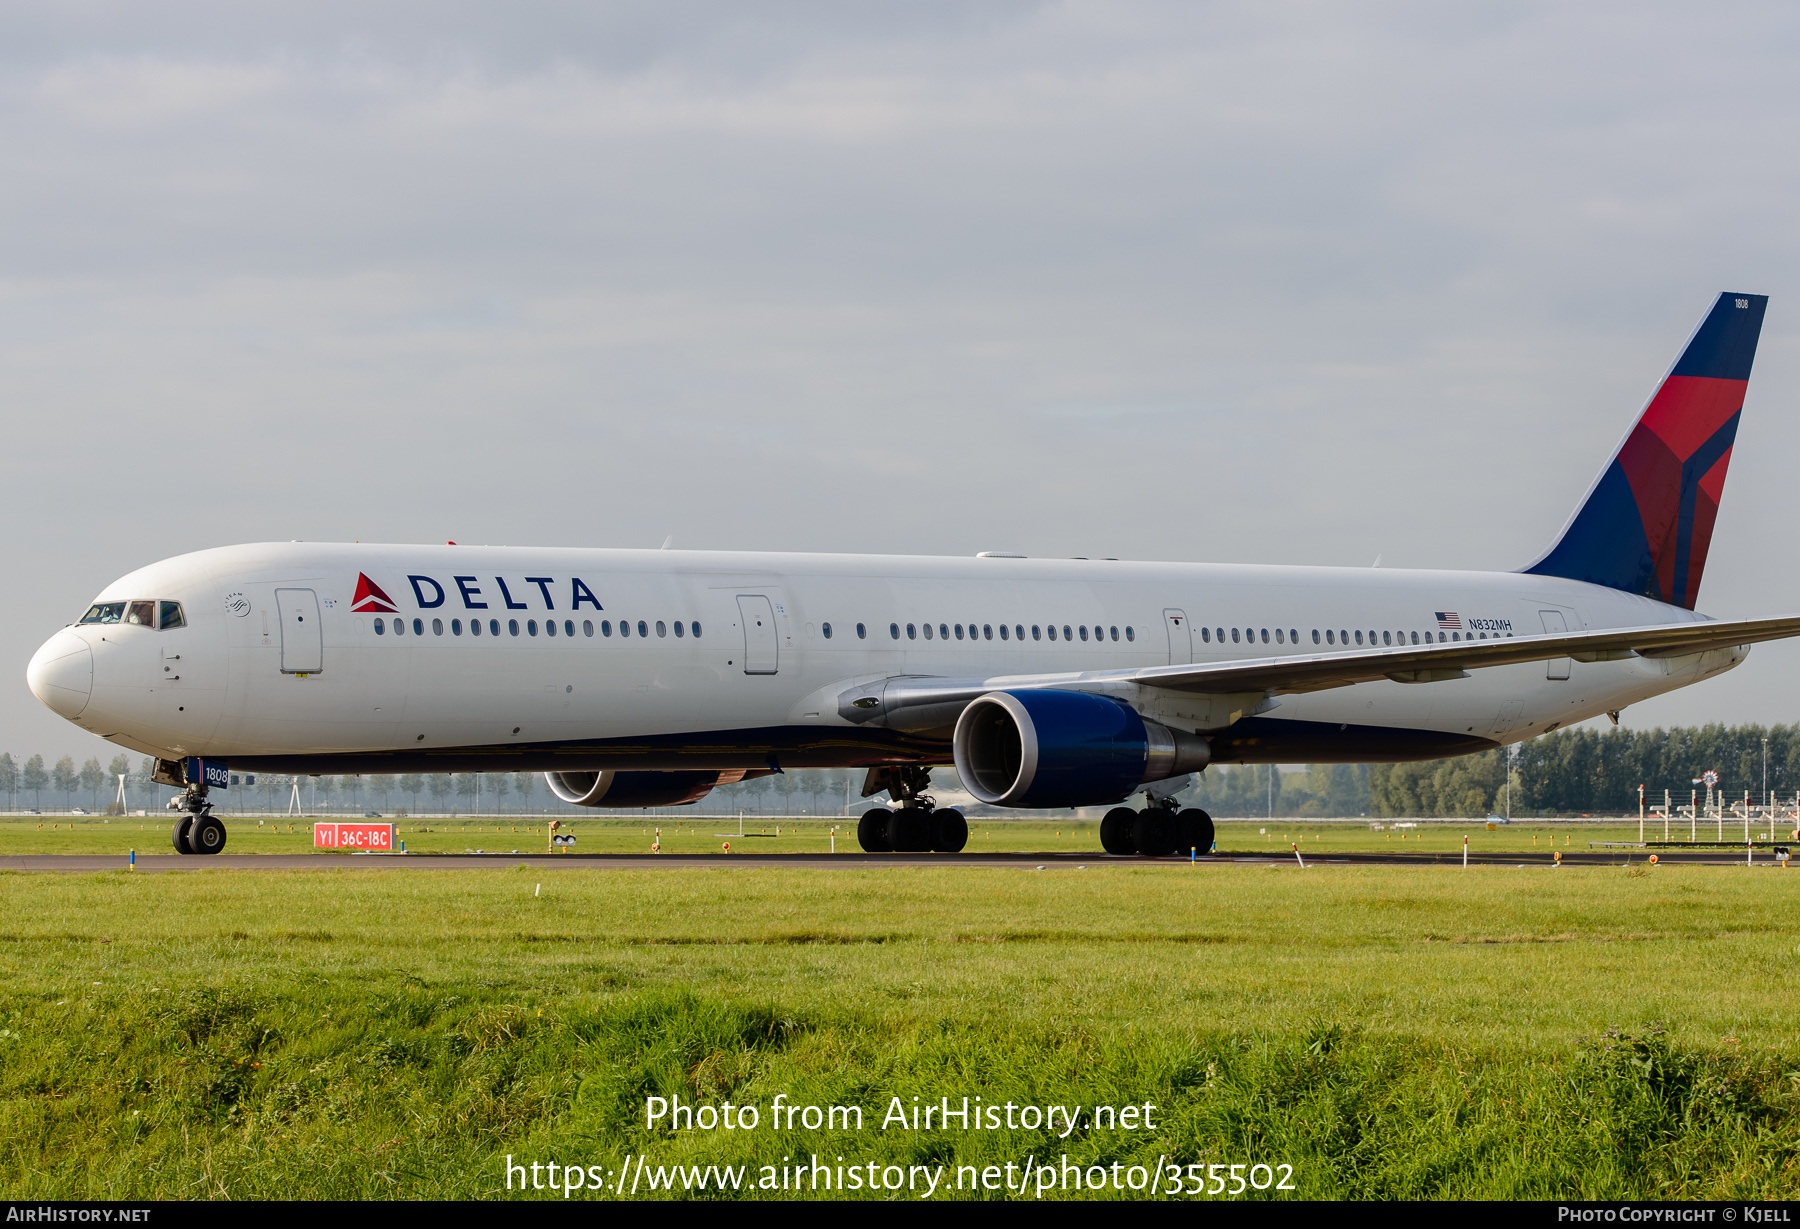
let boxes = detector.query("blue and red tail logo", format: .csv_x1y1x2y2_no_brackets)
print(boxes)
1524,293,1766,609
352,573,398,614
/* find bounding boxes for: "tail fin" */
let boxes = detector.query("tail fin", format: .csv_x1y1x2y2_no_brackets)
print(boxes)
1522,292,1767,609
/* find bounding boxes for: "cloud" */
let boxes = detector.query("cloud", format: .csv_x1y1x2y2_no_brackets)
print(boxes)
5,0,1800,762
31,55,288,129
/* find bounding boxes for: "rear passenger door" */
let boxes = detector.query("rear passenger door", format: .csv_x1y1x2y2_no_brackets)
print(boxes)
1539,609,1570,680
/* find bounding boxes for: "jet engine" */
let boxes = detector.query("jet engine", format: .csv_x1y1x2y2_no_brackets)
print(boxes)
952,689,1210,808
545,770,730,809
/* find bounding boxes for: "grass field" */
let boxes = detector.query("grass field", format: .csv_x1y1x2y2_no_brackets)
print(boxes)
6,814,1789,858
3,856,1799,1200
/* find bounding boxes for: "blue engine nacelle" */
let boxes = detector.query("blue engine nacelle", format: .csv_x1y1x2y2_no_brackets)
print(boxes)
545,770,724,809
952,689,1211,809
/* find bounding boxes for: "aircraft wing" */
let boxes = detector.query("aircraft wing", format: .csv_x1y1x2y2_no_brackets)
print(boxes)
1121,613,1800,694
837,614,1800,725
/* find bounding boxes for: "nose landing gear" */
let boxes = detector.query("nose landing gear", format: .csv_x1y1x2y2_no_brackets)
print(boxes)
855,766,969,854
169,782,227,855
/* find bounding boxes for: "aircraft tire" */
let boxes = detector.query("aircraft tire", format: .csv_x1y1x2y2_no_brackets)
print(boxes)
858,809,893,852
1175,808,1215,856
191,814,228,855
888,808,931,853
931,808,968,853
1133,809,1177,857
1100,807,1138,855
172,816,195,855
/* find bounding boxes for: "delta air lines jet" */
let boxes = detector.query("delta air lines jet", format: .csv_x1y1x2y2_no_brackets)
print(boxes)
27,293,1797,858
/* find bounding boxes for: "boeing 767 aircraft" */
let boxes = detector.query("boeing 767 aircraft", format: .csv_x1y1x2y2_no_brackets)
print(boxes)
27,293,1794,858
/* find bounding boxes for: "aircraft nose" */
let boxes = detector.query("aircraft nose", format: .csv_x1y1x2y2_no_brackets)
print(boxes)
27,629,93,720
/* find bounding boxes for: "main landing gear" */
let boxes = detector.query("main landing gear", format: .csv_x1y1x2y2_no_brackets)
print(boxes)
169,782,227,855
856,766,969,854
1100,796,1213,858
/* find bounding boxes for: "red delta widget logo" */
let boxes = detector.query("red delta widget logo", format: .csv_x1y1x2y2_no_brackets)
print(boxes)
352,574,398,614
351,571,603,613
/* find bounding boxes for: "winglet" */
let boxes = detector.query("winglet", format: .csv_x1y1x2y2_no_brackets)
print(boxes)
1522,293,1767,609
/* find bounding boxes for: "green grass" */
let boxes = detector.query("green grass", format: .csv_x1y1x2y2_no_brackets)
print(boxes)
3,862,1799,1199
7,814,1785,859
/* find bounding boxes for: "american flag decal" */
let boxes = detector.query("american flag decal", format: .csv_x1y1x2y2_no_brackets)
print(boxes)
1435,611,1462,630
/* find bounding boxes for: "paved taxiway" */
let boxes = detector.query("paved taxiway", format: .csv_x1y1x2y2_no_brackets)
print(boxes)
3,849,1783,873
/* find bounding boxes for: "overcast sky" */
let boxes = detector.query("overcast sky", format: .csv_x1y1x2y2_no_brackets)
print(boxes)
6,1,1800,767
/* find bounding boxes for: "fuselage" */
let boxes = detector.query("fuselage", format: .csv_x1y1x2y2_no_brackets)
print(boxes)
26,542,1739,777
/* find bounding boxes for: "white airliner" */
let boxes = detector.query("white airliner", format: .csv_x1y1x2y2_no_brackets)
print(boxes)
27,293,1798,858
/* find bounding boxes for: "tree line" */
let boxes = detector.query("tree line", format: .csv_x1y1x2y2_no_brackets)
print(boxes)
0,753,133,811
1144,721,1800,819
0,754,869,817
1333,721,1797,819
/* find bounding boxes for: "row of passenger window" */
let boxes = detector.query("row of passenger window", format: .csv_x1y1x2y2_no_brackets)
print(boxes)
367,614,1504,650
886,622,1134,643
813,622,1135,643
1205,627,1514,647
373,616,702,640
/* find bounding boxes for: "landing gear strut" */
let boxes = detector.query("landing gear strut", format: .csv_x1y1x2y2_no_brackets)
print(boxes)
856,766,968,854
169,782,227,855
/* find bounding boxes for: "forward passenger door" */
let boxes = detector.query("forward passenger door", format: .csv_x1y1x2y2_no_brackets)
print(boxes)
276,588,324,675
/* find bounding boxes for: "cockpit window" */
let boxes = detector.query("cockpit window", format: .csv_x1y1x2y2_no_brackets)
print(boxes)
82,599,182,627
